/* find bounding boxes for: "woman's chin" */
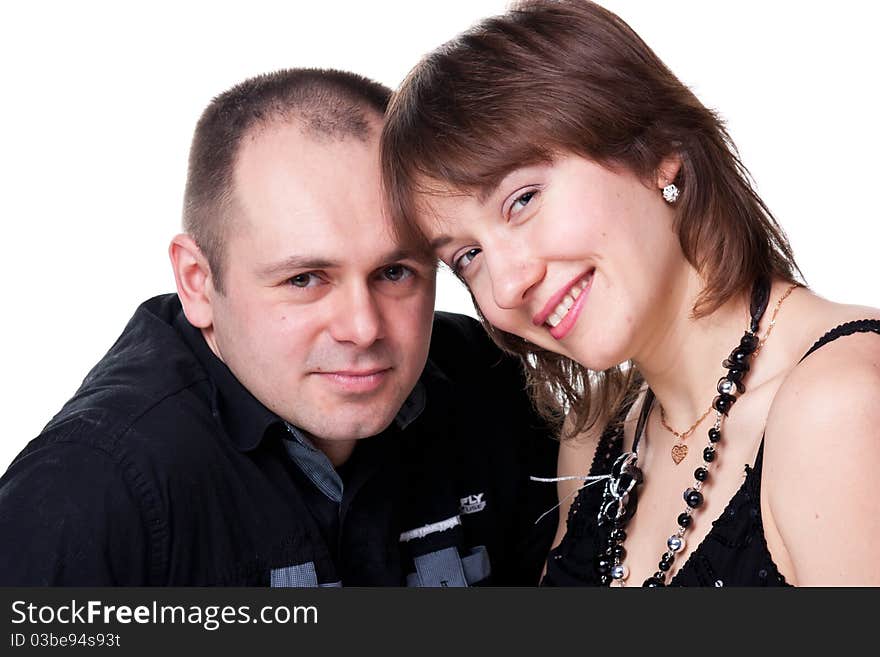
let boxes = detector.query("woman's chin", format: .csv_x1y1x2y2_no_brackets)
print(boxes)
518,331,623,372
562,338,630,373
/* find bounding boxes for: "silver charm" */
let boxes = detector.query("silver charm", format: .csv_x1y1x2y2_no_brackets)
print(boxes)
597,451,642,524
662,183,680,203
609,452,641,499
718,378,736,395
611,564,629,580
667,535,686,552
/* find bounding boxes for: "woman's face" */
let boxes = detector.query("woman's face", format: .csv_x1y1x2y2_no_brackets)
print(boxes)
419,153,691,371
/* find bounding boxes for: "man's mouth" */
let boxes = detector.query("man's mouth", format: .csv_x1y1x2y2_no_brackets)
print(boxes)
313,368,392,393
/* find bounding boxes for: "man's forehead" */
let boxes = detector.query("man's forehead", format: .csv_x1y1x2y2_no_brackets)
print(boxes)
237,214,411,270
235,119,379,178
228,194,431,275
231,121,383,226
223,116,432,274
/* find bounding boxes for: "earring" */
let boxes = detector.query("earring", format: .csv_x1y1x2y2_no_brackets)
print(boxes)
662,182,679,204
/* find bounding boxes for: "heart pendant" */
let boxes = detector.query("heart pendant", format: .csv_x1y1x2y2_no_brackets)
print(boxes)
671,444,688,465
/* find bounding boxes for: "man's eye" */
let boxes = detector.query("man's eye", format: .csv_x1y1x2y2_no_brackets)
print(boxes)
289,273,319,288
382,264,413,282
453,248,482,274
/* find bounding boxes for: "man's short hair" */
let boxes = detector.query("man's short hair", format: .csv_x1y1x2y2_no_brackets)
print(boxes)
182,68,391,292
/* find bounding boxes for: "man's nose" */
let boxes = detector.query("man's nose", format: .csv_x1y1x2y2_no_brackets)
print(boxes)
329,283,384,346
486,244,545,311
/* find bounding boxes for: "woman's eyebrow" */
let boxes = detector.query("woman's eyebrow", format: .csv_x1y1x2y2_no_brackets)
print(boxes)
430,235,454,251
476,164,550,204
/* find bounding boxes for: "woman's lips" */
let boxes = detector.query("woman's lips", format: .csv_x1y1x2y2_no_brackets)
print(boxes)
547,271,593,340
533,270,594,328
545,276,590,328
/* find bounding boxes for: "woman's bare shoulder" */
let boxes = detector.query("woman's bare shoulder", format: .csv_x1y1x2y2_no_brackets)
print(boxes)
766,296,880,457
766,303,880,443
762,300,880,583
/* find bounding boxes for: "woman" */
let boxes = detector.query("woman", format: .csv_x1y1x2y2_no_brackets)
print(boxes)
381,0,880,585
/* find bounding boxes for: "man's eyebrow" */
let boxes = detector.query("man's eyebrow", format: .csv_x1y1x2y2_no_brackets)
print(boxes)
257,248,433,279
257,256,339,278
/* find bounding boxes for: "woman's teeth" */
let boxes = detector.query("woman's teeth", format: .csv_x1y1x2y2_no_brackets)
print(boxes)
546,276,590,328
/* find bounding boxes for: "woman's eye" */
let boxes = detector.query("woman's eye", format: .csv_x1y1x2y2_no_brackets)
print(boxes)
289,273,319,288
510,190,537,214
453,247,482,274
381,264,413,282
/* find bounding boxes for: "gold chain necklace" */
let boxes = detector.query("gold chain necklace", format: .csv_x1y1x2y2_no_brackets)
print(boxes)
659,283,800,465
752,283,799,356
661,405,712,465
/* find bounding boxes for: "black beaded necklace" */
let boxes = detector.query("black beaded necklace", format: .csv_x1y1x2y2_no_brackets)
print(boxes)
595,277,771,587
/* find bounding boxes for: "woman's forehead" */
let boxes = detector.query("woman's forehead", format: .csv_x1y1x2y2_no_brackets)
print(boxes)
414,160,557,210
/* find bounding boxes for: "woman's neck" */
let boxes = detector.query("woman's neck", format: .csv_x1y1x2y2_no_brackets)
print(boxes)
632,270,755,430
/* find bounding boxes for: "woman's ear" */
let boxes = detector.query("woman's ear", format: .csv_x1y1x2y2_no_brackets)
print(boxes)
656,155,682,189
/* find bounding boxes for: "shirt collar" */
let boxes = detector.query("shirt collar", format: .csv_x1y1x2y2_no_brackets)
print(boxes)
282,380,426,503
394,380,426,430
174,308,282,452
282,423,344,503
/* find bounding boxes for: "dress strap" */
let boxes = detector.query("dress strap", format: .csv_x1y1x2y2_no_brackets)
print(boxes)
752,438,767,476
587,389,641,476
799,319,880,363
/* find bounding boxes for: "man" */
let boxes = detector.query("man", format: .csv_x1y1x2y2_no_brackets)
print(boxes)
0,69,558,586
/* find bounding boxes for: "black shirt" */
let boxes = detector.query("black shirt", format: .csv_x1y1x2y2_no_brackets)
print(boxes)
0,294,558,586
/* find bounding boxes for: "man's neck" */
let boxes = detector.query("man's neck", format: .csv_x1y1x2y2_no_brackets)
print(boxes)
201,326,223,361
306,435,357,468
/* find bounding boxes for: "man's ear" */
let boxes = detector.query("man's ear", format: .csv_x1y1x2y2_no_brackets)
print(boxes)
169,233,215,329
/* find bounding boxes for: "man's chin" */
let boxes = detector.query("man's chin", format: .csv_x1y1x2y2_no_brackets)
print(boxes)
331,417,396,441
295,410,398,443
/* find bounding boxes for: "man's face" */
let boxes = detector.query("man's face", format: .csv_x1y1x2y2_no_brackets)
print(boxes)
204,119,436,450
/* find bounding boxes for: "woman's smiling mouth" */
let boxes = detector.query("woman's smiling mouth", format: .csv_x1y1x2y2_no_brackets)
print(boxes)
533,269,594,339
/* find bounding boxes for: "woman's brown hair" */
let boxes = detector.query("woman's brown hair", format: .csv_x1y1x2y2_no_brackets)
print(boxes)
381,0,802,437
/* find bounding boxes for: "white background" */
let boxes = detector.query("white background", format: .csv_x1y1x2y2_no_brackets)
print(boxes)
2,0,878,469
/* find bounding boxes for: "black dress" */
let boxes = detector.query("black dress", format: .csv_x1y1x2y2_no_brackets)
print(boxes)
542,319,880,587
